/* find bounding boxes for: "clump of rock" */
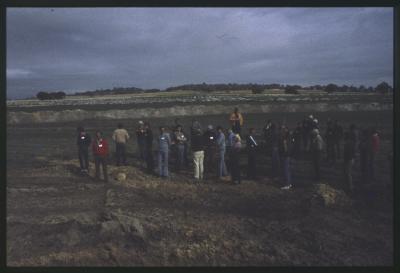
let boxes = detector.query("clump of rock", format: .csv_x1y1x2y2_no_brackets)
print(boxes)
311,184,353,208
115,173,127,181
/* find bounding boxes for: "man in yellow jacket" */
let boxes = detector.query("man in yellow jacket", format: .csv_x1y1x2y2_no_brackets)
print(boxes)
229,107,244,135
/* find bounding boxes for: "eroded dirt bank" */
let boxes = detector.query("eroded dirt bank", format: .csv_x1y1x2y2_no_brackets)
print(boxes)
7,101,393,124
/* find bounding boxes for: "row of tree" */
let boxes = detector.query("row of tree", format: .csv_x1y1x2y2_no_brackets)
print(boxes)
36,81,393,100
166,82,393,94
323,82,392,94
36,91,66,100
71,87,160,97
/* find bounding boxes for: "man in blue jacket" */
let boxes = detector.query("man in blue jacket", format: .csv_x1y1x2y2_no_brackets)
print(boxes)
216,126,228,180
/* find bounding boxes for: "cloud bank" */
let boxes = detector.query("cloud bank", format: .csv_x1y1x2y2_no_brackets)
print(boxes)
7,7,393,99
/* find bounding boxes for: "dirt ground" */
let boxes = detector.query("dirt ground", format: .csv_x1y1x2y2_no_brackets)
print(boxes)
6,111,393,266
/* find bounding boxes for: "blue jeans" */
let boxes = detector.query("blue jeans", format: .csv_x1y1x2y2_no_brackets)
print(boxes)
218,149,228,177
158,150,169,177
283,156,291,186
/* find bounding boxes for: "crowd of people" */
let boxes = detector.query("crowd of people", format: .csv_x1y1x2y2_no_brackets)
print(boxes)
76,107,384,192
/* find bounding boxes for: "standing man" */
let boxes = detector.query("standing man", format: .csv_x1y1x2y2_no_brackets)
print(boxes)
225,128,236,173
136,121,146,163
175,118,190,167
246,128,258,180
280,126,292,190
76,126,91,173
310,129,324,181
203,125,217,176
229,107,244,136
92,131,109,182
158,126,171,179
292,122,302,158
302,117,310,152
368,128,380,181
144,122,154,174
216,126,228,180
325,120,336,164
343,132,356,192
349,124,359,153
112,123,130,166
174,125,187,172
230,134,242,184
263,119,273,156
191,125,205,181
359,128,370,184
333,120,343,160
270,123,280,180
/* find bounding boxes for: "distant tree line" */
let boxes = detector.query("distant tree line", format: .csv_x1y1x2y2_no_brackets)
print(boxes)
69,87,161,97
36,81,393,99
36,91,66,100
323,82,392,94
165,83,286,93
165,82,393,94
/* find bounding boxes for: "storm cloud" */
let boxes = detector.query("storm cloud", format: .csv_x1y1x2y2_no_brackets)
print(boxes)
7,7,393,99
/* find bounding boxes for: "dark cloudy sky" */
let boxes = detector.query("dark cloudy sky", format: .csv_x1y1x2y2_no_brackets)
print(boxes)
7,7,393,99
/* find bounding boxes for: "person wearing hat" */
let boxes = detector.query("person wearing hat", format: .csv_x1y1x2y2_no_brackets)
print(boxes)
310,128,324,181
136,120,146,164
230,134,242,184
76,126,91,173
229,107,244,135
203,125,217,177
158,126,171,179
246,128,258,179
92,131,109,182
112,123,130,166
191,124,205,180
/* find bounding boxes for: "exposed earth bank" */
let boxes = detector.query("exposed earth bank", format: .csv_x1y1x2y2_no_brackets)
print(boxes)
7,100,393,124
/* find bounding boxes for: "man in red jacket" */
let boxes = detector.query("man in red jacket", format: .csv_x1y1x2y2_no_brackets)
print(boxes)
92,131,109,182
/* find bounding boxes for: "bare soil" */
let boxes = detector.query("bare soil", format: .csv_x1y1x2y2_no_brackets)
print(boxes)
7,111,393,266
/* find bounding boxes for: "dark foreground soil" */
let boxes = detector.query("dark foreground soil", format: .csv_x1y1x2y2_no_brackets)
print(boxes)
7,111,393,266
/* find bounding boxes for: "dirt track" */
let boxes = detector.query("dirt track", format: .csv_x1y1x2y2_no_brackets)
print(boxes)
7,111,393,266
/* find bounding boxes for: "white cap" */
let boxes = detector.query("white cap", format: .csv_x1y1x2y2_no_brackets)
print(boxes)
309,115,314,119
313,118,318,124
138,120,144,125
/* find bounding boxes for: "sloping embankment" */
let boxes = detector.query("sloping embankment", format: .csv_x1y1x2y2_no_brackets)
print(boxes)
7,101,392,125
